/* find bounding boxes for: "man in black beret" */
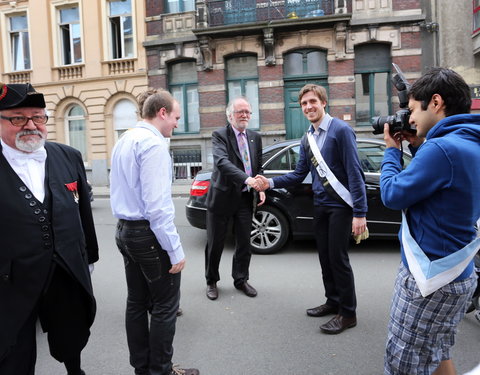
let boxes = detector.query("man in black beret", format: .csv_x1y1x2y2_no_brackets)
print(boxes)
0,82,99,375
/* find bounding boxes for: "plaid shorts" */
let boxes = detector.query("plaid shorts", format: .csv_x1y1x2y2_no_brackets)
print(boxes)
384,262,477,375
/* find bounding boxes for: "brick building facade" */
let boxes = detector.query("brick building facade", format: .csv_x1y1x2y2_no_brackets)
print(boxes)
143,0,429,175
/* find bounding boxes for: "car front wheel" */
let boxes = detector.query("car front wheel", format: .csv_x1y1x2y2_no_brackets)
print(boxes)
250,206,288,255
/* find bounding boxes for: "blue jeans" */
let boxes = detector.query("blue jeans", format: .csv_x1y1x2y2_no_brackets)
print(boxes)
116,219,180,375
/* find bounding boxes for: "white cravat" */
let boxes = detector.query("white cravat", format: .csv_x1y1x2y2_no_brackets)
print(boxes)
1,140,46,202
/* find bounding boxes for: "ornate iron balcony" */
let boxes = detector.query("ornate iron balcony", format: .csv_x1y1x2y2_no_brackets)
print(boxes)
206,0,335,27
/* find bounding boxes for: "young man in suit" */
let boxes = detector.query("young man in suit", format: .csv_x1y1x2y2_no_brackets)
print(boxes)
204,96,265,300
0,83,98,375
256,84,367,334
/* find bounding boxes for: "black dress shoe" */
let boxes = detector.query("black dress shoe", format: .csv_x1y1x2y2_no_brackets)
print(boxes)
306,304,338,317
235,281,257,297
170,365,200,375
206,283,218,300
320,314,357,334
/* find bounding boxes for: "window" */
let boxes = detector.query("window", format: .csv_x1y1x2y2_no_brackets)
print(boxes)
65,105,87,162
354,44,391,126
8,14,30,71
108,0,133,59
264,145,301,171
169,61,200,133
284,49,327,77
113,99,137,138
58,6,82,65
285,0,324,18
357,142,411,173
166,0,195,13
224,0,256,24
474,0,480,33
171,148,202,180
226,55,260,129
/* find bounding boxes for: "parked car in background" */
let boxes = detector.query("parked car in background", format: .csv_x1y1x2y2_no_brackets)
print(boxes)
186,138,411,254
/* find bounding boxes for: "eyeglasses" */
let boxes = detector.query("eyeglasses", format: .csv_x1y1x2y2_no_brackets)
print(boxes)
233,110,253,116
0,115,49,127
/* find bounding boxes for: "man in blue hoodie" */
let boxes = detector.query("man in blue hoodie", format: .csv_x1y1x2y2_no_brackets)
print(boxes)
381,68,480,375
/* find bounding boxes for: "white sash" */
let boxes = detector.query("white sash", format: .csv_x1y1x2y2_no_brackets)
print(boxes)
401,211,480,297
306,132,353,208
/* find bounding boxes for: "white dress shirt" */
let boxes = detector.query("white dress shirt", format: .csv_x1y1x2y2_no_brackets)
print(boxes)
109,121,185,265
1,140,46,202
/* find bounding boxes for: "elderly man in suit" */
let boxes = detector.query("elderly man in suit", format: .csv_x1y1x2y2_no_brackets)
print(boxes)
0,83,98,375
204,96,265,300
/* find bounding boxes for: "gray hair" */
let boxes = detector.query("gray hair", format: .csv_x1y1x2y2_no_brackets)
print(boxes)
225,96,251,123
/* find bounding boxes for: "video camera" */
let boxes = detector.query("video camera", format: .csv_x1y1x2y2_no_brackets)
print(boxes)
371,63,415,135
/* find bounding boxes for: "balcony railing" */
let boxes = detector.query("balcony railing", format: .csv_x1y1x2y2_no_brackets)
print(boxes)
5,71,31,84
103,58,136,76
53,65,84,81
206,0,335,27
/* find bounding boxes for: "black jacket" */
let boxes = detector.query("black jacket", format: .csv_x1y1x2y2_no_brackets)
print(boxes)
0,141,98,360
206,124,263,215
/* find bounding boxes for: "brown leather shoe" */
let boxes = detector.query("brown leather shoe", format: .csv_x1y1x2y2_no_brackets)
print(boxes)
206,283,218,300
320,314,357,334
306,304,338,317
235,281,257,297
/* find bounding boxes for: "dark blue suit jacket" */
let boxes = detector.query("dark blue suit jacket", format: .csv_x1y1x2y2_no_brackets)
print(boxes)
272,118,367,217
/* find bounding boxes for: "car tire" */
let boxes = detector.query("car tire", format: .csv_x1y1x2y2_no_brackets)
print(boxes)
250,205,289,255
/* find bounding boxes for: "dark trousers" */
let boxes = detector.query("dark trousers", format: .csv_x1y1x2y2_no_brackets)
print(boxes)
313,205,357,317
0,309,36,375
116,219,180,375
0,264,86,375
205,192,253,287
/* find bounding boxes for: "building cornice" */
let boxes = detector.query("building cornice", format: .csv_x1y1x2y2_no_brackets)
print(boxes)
350,14,425,27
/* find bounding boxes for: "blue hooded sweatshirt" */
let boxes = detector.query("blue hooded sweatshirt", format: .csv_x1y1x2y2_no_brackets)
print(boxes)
381,114,480,281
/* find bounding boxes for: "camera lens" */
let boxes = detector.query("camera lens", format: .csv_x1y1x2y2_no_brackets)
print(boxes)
371,116,392,135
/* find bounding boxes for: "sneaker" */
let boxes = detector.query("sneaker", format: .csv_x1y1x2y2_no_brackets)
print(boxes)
171,364,200,375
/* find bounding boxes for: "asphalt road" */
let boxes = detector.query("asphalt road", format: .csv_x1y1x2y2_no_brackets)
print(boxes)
35,198,480,375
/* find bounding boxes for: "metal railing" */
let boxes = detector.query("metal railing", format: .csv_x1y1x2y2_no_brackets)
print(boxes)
206,0,335,26
171,149,202,180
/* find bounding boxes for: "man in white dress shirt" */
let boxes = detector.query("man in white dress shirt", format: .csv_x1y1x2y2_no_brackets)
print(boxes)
110,89,199,375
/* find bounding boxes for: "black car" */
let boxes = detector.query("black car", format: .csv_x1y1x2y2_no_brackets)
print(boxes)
186,138,411,254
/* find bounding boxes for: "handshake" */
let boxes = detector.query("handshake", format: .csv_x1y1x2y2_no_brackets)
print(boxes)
246,175,270,192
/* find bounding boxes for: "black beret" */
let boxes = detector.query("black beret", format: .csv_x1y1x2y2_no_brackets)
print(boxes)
0,83,46,110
